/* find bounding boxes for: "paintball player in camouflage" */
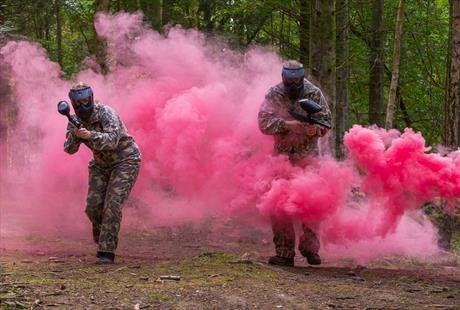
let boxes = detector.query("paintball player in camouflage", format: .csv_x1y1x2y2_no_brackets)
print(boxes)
258,60,332,267
64,82,141,264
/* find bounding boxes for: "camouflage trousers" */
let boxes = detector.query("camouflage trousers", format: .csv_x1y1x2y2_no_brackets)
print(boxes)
271,153,320,258
85,159,140,254
423,202,459,250
271,216,320,258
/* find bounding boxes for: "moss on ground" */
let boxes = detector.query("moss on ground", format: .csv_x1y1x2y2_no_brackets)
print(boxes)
0,250,458,309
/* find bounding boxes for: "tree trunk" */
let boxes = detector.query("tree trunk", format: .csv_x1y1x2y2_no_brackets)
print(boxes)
94,0,110,74
189,0,198,28
280,12,285,51
310,0,336,154
0,42,17,186
335,0,348,158
55,0,63,67
0,5,4,26
151,0,163,31
398,86,412,128
142,0,162,31
162,0,172,28
437,0,460,253
385,0,404,129
201,0,214,32
445,0,460,147
445,0,453,136
368,0,385,127
299,0,310,68
244,12,271,47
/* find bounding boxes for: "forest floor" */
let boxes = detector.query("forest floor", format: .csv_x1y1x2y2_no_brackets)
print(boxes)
1,221,459,310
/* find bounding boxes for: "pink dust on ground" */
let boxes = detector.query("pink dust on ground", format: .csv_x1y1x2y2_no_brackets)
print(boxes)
0,12,455,262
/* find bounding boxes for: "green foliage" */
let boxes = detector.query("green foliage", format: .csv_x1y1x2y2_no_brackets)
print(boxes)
397,0,448,143
0,0,452,143
347,0,449,144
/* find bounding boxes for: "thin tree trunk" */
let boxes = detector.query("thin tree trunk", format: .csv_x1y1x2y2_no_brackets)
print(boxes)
190,0,198,28
398,86,412,128
280,12,285,51
287,12,292,57
299,0,310,67
0,49,17,175
385,0,405,129
311,0,336,154
0,53,8,174
270,11,274,45
55,0,63,67
202,0,214,32
335,0,348,158
142,0,163,31
244,13,271,47
94,0,110,74
44,14,50,41
368,0,385,126
0,6,4,26
162,0,172,28
151,0,163,31
445,0,460,147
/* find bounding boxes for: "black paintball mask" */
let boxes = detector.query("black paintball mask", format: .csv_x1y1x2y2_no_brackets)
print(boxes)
282,66,305,100
69,86,94,121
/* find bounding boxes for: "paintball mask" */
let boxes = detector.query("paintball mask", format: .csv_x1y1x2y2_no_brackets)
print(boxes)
69,85,94,121
282,65,305,100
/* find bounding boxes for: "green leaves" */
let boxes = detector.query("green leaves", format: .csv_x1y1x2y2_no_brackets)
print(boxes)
0,0,452,142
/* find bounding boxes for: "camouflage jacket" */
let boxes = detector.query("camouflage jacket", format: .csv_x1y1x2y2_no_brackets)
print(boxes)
258,79,332,158
64,102,141,168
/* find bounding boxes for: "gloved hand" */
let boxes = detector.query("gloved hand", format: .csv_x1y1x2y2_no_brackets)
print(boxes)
284,120,305,134
319,127,329,137
74,127,91,139
304,124,319,137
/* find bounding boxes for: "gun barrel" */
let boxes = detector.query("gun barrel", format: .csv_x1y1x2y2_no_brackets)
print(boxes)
68,115,82,128
289,110,331,129
310,118,331,129
298,99,322,114
58,100,82,128
288,110,331,129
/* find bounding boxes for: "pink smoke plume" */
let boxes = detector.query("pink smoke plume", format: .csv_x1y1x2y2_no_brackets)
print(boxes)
0,12,455,262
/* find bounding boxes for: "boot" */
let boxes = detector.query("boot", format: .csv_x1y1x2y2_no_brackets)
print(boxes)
268,255,294,267
96,251,115,264
304,252,321,265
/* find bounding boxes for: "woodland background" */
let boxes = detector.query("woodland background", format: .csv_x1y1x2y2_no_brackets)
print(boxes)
1,0,459,158
1,0,459,240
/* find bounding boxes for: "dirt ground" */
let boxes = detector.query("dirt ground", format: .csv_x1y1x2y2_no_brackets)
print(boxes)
1,222,459,310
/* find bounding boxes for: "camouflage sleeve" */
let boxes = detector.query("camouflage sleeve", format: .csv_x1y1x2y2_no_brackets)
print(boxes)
258,95,288,135
311,90,332,128
88,106,122,151
64,123,81,154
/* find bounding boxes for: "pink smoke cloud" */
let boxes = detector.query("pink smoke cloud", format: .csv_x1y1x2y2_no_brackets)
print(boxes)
0,12,456,262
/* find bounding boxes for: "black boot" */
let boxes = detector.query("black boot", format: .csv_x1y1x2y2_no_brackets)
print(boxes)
304,252,321,265
96,251,115,264
268,255,294,267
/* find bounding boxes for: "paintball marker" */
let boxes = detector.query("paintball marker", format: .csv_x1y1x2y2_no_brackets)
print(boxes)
288,99,331,129
57,100,82,128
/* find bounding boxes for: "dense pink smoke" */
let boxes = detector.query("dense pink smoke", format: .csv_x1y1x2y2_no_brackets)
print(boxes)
0,12,456,262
